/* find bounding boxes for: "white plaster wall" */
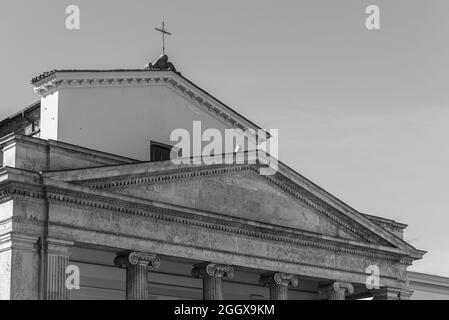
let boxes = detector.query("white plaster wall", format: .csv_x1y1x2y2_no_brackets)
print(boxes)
40,91,59,141
46,84,250,161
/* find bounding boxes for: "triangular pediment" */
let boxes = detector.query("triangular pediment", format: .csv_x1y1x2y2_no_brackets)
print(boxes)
94,166,366,242
43,159,424,258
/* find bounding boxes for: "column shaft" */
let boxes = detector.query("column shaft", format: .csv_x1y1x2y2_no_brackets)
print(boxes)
269,282,289,300
126,264,149,300
46,254,69,300
44,239,73,300
0,234,40,300
114,252,160,300
328,289,345,300
203,274,223,300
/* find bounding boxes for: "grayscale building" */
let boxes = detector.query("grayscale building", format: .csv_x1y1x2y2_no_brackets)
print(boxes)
0,55,445,300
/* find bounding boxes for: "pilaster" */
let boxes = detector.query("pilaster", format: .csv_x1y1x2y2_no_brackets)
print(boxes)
0,233,40,300
44,238,74,300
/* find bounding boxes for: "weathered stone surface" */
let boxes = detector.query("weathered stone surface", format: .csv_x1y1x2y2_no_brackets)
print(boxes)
114,170,357,240
0,234,40,300
114,252,160,300
44,194,408,287
259,272,298,300
0,249,12,300
0,134,137,172
192,263,234,300
319,281,354,300
0,136,423,299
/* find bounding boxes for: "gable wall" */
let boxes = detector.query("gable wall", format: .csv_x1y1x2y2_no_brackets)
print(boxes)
43,84,250,161
113,170,358,240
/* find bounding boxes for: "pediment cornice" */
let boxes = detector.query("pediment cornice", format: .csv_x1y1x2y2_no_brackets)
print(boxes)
70,163,385,245
32,70,266,140
39,179,414,265
41,159,425,259
0,166,424,265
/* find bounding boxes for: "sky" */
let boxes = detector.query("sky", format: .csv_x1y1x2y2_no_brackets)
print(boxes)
1,0,448,277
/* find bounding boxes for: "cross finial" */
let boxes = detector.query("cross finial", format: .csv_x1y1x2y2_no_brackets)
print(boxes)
155,21,172,55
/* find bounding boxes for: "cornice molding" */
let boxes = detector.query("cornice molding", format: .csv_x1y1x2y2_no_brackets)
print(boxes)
0,232,40,252
363,214,407,233
0,181,45,200
32,71,259,136
75,164,254,190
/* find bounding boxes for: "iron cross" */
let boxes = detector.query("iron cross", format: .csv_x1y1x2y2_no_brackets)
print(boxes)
155,21,172,55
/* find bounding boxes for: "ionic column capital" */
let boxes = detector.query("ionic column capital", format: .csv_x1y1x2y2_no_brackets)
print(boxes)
259,272,299,288
114,252,160,269
332,281,354,294
192,263,234,279
114,252,160,300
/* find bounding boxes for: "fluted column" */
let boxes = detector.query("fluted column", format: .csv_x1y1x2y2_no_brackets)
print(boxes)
44,239,73,300
114,252,160,300
320,281,354,300
259,272,298,300
192,263,234,300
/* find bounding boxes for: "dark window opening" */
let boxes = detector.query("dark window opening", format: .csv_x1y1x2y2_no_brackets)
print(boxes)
150,141,181,162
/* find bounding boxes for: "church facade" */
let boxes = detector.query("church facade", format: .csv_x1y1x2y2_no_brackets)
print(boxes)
0,56,427,300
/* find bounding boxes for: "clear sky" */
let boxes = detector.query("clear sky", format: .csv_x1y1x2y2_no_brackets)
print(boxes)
1,0,448,276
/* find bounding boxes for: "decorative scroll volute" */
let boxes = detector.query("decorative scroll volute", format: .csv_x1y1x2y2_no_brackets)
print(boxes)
192,263,234,279
114,252,161,268
332,281,354,295
319,281,354,300
259,272,299,287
